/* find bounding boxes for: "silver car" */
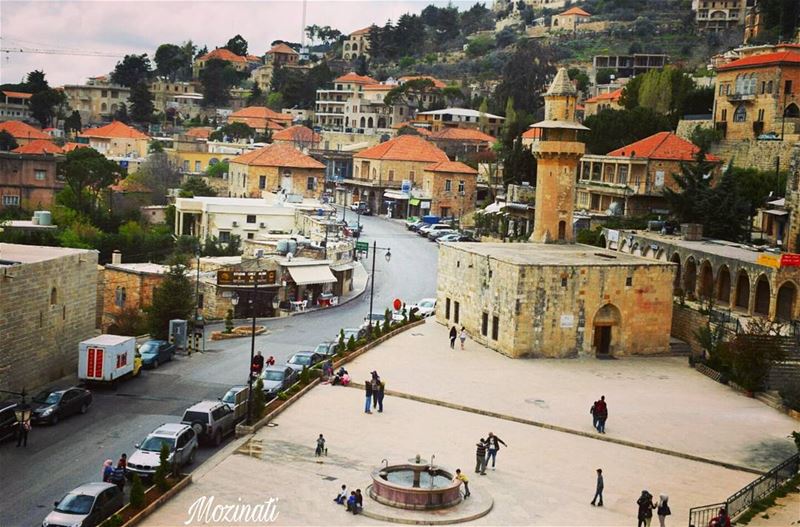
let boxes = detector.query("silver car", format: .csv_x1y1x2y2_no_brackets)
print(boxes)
261,366,299,397
43,482,123,527
127,423,198,478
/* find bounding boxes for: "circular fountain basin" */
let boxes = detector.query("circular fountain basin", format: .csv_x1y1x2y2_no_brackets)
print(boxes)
370,464,462,510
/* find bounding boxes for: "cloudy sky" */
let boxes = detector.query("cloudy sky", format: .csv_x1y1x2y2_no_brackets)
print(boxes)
0,0,474,86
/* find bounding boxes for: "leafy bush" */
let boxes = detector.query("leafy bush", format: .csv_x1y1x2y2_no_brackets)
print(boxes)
346,335,356,352
153,443,171,492
277,391,288,401
101,514,124,527
780,385,800,412
383,309,391,333
729,334,784,392
300,366,310,385
129,473,145,508
252,377,266,418
338,329,345,352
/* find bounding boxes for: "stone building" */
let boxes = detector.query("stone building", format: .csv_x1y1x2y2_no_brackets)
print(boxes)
436,69,675,359
0,90,32,122
79,121,151,158
551,6,590,31
342,26,373,60
428,127,496,162
583,87,623,117
0,244,98,392
227,106,293,133
0,150,63,209
228,143,326,199
101,254,170,332
0,120,51,146
413,161,478,219
691,0,747,31
62,78,131,125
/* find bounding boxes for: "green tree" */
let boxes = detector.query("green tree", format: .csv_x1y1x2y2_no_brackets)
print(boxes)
595,68,615,85
146,264,195,339
466,35,494,58
64,110,82,135
209,122,255,142
567,68,590,93
385,78,440,114
180,176,217,198
25,70,49,93
581,107,672,155
200,59,244,107
30,88,66,127
154,43,192,81
0,130,18,151
492,40,554,115
114,103,129,123
58,147,123,215
252,377,266,419
662,151,716,225
129,82,155,124
338,329,345,353
248,81,264,105
690,125,723,152
153,442,171,491
703,168,751,241
503,136,536,186
129,473,145,508
730,165,788,218
224,34,249,56
266,92,284,111
205,160,229,178
111,54,153,87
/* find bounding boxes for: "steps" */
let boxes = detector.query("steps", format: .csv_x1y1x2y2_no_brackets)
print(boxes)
669,338,692,357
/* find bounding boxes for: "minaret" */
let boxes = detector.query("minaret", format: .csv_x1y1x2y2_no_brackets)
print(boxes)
525,68,588,243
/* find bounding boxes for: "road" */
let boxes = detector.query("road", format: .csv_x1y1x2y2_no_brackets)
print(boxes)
0,214,439,527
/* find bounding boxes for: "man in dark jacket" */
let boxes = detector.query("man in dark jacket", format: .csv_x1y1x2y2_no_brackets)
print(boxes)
637,490,655,527
590,468,604,506
475,438,487,475
595,395,608,434
485,432,508,470
251,351,264,379
364,381,373,414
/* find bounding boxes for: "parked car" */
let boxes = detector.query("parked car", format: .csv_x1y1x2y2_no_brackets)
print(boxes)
221,385,249,424
361,312,387,329
409,298,437,318
286,351,324,372
407,220,424,231
138,339,175,368
757,131,780,141
127,423,198,478
0,400,18,442
43,482,123,527
429,229,457,241
31,387,92,425
261,366,299,397
314,341,339,356
349,202,372,215
419,223,451,237
181,400,236,446
336,327,367,343
437,233,476,244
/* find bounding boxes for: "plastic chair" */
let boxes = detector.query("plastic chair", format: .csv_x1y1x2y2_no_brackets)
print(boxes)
301,300,308,311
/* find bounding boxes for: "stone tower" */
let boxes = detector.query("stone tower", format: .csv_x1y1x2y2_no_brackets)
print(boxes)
525,68,588,243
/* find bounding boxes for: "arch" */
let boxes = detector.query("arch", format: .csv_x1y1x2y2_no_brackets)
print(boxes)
620,239,629,252
776,281,797,321
352,43,359,51
716,265,731,305
359,117,366,128
683,257,697,297
734,270,751,310
50,287,58,305
110,103,118,114
101,102,108,113
344,43,350,51
209,157,220,165
699,260,714,300
632,242,642,256
753,274,771,316
598,234,607,249
641,245,651,258
377,117,386,128
670,252,682,291
785,103,800,118
592,303,621,356
343,53,350,60
367,117,374,128
733,104,747,122
558,221,566,241
656,248,666,261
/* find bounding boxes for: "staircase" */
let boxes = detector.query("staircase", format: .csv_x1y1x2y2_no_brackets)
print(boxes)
669,337,692,357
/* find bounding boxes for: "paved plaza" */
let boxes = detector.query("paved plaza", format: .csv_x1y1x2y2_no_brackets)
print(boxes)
144,319,799,526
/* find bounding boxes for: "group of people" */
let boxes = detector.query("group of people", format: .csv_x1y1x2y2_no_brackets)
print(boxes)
474,432,508,475
333,485,363,515
636,490,672,527
590,395,609,434
364,371,385,414
448,326,468,350
330,367,351,386
102,453,127,491
250,351,275,379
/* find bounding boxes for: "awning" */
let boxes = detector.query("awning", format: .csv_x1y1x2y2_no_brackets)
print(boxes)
383,190,409,200
765,209,788,216
287,265,337,285
330,262,355,272
408,198,420,206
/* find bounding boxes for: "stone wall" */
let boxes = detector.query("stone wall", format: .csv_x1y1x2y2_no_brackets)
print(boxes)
709,139,799,172
102,268,166,331
0,250,98,392
670,303,708,356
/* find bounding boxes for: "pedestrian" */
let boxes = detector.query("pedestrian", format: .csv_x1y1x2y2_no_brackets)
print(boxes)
657,493,671,527
595,395,608,434
590,468,604,506
117,453,127,475
449,326,457,349
102,459,114,482
376,379,386,413
265,355,275,367
315,434,326,457
459,326,467,350
590,399,599,431
15,415,30,447
251,351,264,379
454,469,470,498
346,491,357,513
355,488,363,514
637,490,656,527
371,379,379,410
112,460,126,491
323,359,333,379
475,438,487,475
364,381,373,414
709,507,731,527
485,432,508,470
334,484,347,505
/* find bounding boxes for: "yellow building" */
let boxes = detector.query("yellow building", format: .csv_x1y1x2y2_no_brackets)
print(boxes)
551,6,591,32
62,78,131,125
583,87,623,117
79,121,150,158
228,143,326,198
343,26,373,60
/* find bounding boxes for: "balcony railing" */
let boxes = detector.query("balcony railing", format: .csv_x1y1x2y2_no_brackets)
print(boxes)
727,92,755,102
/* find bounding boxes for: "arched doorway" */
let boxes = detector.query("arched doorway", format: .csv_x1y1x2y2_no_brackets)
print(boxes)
699,260,714,300
754,274,771,316
377,117,386,128
593,304,621,356
785,103,800,118
670,253,681,292
632,243,642,256
734,270,751,310
642,245,651,258
683,257,697,298
620,239,629,252
360,117,366,128
558,221,566,241
716,265,731,305
776,282,797,321
367,117,374,128
597,234,607,248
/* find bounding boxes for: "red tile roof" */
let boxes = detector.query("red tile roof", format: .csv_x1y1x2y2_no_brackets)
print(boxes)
430,127,496,143
230,143,325,169
606,132,721,162
350,26,374,36
559,6,591,16
0,120,51,140
354,135,449,163
392,123,432,136
230,106,293,122
717,51,800,71
11,139,63,154
246,55,262,62
268,43,298,55
585,87,624,104
272,125,321,143
2,90,32,100
363,83,396,91
63,142,88,152
80,121,150,140
198,48,248,63
424,161,478,175
185,127,214,139
334,72,379,84
399,76,447,89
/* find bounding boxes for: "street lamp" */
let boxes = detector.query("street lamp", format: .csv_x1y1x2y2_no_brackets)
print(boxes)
367,240,391,335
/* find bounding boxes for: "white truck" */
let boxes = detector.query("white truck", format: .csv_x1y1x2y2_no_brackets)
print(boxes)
78,334,138,385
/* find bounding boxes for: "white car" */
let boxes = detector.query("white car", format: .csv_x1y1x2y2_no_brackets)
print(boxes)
128,423,198,478
409,298,437,318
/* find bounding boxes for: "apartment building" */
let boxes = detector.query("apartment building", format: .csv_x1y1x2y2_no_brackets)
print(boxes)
343,27,373,60
691,0,748,31
0,91,32,122
62,78,131,125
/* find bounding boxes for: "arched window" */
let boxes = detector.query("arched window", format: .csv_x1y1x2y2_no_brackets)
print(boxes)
50,287,58,305
352,43,358,51
785,103,800,118
101,102,108,113
747,74,757,95
115,286,127,308
557,221,566,241
367,117,374,128
776,282,797,321
344,43,350,51
733,104,747,122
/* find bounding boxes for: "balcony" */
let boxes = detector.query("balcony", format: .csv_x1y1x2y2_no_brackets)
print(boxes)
727,92,755,102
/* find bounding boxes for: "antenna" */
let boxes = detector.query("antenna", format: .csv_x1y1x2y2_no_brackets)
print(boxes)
301,0,308,49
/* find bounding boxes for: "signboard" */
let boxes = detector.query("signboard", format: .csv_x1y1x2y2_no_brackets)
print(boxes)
606,229,620,243
401,180,412,193
654,171,665,187
355,241,369,253
781,253,800,267
756,253,782,269
560,314,574,328
420,201,431,210
216,270,277,286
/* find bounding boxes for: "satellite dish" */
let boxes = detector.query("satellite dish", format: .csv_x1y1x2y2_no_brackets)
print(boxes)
608,202,624,216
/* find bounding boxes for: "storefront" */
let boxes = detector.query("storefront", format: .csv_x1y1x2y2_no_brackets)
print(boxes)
282,260,338,308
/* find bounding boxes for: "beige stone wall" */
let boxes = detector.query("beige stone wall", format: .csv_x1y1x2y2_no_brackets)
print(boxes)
0,251,98,392
421,171,477,217
102,269,165,331
436,245,674,358
532,156,580,242
228,163,324,199
708,139,798,172
354,158,431,186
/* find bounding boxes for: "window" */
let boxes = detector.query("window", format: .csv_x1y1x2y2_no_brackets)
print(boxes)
34,170,46,181
767,81,773,94
445,298,451,319
491,316,499,340
101,90,108,97
387,170,395,181
785,80,793,94
246,215,256,224
481,313,488,336
721,108,728,121
307,177,315,190
111,90,119,98
115,287,126,308
757,108,765,121
761,81,766,94
183,160,189,171
445,180,452,191
733,104,747,122
618,165,628,184
247,232,254,239
454,301,460,324
259,175,266,190
561,277,568,287
194,161,201,172
458,180,465,192
2,195,20,206
219,231,231,242
50,287,58,305
626,276,633,286
719,84,725,96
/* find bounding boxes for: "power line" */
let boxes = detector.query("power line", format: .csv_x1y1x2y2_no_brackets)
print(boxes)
0,46,124,58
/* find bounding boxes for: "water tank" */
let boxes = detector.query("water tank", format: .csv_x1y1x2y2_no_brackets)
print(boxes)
37,211,52,226
277,240,289,255
287,240,298,255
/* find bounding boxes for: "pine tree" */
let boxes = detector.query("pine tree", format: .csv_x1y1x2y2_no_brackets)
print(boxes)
129,82,155,124
146,264,195,339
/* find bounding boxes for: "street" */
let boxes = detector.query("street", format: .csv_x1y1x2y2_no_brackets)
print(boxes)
0,214,439,527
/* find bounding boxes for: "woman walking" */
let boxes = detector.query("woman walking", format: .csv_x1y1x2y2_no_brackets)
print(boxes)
656,494,671,527
459,327,467,350
449,326,457,349
637,490,656,527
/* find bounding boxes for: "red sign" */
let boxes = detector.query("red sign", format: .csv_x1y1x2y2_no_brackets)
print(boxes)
87,347,103,378
781,253,800,267
87,348,95,378
393,298,402,311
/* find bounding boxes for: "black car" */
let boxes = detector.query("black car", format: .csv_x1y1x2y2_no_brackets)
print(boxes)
31,387,92,425
0,401,18,442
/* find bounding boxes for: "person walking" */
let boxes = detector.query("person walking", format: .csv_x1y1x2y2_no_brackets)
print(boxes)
590,399,600,431
485,432,507,470
315,434,326,457
364,381,373,414
377,380,385,413
117,453,127,476
590,468,604,506
454,469,470,498
251,351,265,379
656,493,671,527
595,395,608,434
102,459,114,482
459,327,467,350
475,438,488,475
449,326,457,349
16,416,30,447
112,460,126,491
637,490,656,527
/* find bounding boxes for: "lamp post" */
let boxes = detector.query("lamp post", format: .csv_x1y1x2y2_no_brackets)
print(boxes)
193,245,202,355
367,240,391,335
